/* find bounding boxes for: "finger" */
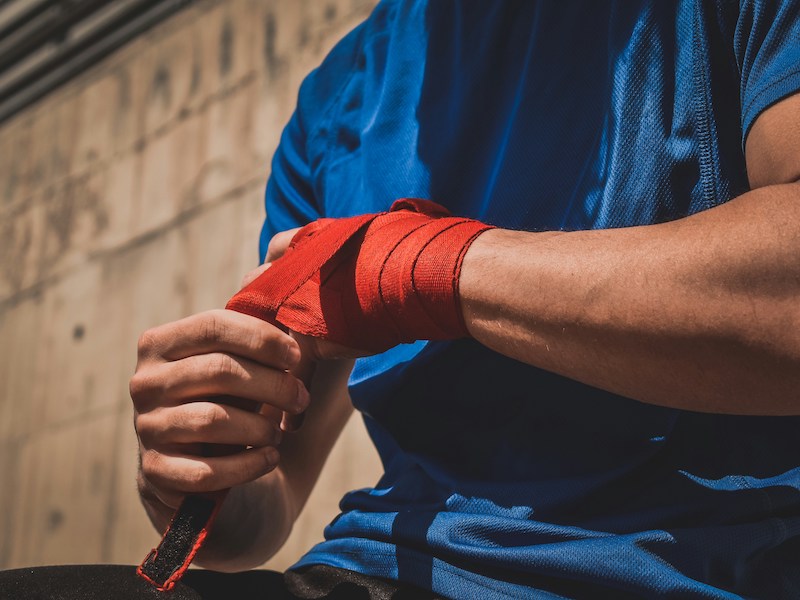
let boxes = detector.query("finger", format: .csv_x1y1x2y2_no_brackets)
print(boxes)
265,227,301,263
152,487,186,511
281,411,305,432
294,332,369,362
240,262,271,289
281,339,318,432
290,334,319,387
211,394,271,416
133,352,311,413
137,402,283,448
138,471,186,511
258,401,284,425
285,219,337,252
209,396,284,433
137,309,300,367
141,446,279,495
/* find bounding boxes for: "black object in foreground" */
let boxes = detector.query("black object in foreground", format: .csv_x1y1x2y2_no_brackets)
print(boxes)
0,563,446,599
138,493,225,591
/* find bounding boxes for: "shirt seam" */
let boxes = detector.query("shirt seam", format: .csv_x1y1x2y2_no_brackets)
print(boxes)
741,66,800,142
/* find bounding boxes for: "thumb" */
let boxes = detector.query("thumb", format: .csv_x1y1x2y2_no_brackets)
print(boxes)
292,346,318,389
280,335,318,432
239,262,271,289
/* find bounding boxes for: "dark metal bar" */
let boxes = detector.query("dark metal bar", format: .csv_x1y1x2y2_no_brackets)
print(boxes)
0,0,193,124
0,0,54,41
0,0,116,76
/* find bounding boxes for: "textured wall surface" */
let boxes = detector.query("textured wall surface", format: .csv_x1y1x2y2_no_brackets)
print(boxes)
0,0,380,571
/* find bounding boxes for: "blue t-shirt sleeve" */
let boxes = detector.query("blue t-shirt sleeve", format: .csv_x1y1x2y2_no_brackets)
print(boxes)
735,0,800,146
260,111,317,262
259,22,367,262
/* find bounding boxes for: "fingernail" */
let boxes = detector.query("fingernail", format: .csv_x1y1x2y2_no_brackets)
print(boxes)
295,379,310,411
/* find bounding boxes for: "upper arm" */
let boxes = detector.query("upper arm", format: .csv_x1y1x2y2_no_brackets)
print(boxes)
745,91,800,189
734,1,800,189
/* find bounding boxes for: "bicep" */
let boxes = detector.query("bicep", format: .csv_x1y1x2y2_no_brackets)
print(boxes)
745,91,800,189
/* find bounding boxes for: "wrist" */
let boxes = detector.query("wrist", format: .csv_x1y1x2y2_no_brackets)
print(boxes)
229,199,495,353
459,228,566,337
458,228,514,336
380,215,495,343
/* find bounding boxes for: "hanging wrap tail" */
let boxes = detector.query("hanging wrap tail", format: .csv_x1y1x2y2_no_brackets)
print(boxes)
137,199,492,591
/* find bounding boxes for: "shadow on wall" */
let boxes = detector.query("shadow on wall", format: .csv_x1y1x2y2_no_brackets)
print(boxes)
0,0,380,572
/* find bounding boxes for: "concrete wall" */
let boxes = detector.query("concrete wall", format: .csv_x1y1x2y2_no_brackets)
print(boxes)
0,0,380,571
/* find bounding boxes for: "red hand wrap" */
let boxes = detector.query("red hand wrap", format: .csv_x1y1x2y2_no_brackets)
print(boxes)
226,199,493,353
138,199,490,589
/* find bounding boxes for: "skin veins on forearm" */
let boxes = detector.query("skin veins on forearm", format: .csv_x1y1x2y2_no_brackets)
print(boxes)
460,93,800,417
459,182,800,415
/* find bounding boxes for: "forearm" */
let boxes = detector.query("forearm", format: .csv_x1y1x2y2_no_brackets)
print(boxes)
202,360,355,570
137,466,296,572
460,182,800,415
195,470,296,571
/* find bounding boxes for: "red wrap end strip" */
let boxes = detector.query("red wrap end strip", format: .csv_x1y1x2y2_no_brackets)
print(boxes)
228,199,493,353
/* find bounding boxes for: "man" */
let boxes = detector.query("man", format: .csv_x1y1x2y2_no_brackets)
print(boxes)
132,1,800,598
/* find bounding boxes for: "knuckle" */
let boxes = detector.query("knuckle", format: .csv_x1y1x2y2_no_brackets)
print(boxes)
198,310,225,345
251,325,273,349
140,450,161,480
273,372,292,404
129,371,153,402
207,353,239,383
189,403,225,432
252,326,283,358
185,464,213,490
137,329,159,358
133,412,151,439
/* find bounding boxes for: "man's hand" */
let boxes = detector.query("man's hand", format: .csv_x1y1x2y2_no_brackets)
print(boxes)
131,310,309,517
131,227,358,571
239,226,301,288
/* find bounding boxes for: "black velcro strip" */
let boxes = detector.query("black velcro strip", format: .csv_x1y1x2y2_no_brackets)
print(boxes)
138,494,218,590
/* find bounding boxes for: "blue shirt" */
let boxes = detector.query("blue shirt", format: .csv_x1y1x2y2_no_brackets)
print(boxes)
261,1,800,597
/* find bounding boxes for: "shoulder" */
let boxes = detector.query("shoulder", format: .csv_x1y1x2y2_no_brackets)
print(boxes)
295,0,403,141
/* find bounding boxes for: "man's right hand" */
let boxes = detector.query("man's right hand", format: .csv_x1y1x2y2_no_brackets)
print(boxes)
130,309,310,517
